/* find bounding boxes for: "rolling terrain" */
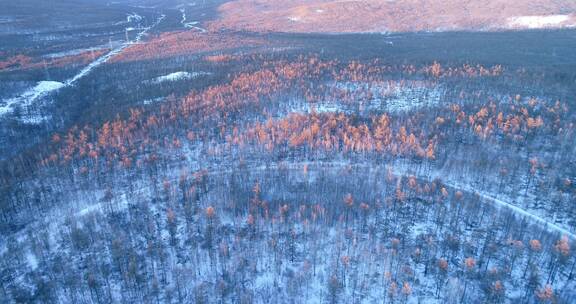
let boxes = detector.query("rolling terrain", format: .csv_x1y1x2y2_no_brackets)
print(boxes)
210,0,576,33
0,1,575,303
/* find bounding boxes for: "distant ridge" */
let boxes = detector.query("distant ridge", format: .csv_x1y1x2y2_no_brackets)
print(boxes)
209,0,576,33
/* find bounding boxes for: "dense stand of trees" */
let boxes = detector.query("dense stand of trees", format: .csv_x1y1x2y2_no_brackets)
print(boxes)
1,165,574,303
4,55,571,230
0,51,575,303
0,49,110,73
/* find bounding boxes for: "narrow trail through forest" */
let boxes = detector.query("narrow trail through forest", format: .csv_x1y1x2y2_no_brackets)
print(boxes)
73,161,576,239
208,161,576,239
3,159,573,267
0,13,165,119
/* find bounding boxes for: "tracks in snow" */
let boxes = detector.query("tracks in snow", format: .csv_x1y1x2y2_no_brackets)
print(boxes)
201,161,576,239
0,13,165,120
180,8,207,32
66,14,165,86
440,178,576,240
4,160,573,258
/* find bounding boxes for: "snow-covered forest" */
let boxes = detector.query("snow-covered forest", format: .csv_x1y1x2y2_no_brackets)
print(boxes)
1,1,575,303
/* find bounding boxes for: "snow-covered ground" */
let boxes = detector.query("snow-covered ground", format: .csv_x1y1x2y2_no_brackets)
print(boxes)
0,13,165,123
43,45,110,59
507,14,575,29
2,152,573,303
288,81,444,115
25,251,38,270
389,165,576,240
115,12,143,25
65,13,165,86
0,81,64,117
180,8,207,32
142,97,166,105
370,83,444,113
148,71,210,84
191,160,575,240
333,81,444,113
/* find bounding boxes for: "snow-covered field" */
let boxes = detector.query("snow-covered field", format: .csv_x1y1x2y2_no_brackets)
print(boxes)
507,15,575,29
0,81,64,118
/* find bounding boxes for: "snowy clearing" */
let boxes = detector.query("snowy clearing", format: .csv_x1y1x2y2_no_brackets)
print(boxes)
148,71,210,84
43,46,108,59
334,81,444,113
0,14,165,122
66,14,165,85
288,81,444,115
0,81,64,117
126,13,143,23
507,15,574,29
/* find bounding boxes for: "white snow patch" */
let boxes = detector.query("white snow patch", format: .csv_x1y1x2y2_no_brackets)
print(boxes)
507,15,573,29
20,112,52,125
142,97,166,105
126,13,143,23
334,81,445,113
149,71,210,84
26,251,38,270
77,202,103,216
307,103,345,113
184,22,206,32
115,13,143,25
0,81,64,117
0,14,165,124
77,193,130,217
288,16,301,22
23,81,65,99
288,81,444,115
180,8,207,32
315,9,324,13
43,46,107,59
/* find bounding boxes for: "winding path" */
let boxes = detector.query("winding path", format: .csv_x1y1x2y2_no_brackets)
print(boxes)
200,161,576,239
440,178,576,239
